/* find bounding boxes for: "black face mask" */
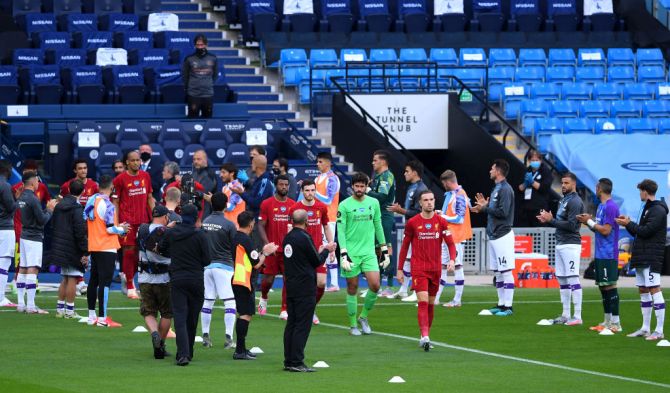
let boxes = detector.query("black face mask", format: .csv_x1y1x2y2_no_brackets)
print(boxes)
196,48,207,57
140,152,151,162
272,168,281,176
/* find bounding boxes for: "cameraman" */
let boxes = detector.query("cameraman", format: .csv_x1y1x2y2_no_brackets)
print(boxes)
164,173,206,221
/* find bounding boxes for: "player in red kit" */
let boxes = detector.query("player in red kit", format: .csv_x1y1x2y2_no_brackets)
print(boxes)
257,175,294,319
112,151,155,299
289,179,334,325
398,190,456,351
60,159,99,206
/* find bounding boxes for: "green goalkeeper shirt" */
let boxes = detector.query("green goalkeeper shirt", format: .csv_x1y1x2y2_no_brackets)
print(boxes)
336,195,386,256
368,169,395,222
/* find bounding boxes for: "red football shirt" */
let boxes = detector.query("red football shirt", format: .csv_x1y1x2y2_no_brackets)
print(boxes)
112,170,152,225
398,213,456,273
60,178,99,206
259,196,295,247
289,200,329,248
13,181,51,239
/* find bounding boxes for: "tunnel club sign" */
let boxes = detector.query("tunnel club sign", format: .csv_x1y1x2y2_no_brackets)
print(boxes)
348,94,449,149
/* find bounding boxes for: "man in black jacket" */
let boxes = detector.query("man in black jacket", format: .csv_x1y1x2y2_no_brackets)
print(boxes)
52,180,88,319
158,204,211,366
0,160,18,308
518,150,553,227
616,179,668,341
282,209,335,372
182,34,217,118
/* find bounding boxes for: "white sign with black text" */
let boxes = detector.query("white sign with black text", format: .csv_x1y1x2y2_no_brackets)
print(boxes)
348,94,449,150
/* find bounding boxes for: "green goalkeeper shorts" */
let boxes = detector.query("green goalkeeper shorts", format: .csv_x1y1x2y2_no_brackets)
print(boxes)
594,259,619,286
341,254,379,278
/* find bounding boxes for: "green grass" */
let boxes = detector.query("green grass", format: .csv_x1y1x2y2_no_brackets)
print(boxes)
1,286,669,393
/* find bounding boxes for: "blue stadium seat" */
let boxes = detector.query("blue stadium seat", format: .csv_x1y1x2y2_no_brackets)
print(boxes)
435,67,456,91
158,121,190,161
594,118,625,134
563,118,594,134
132,48,170,67
519,98,550,123
429,48,458,65
509,0,542,32
60,13,97,32
322,0,355,34
607,66,635,84
643,100,670,118
488,66,515,102
659,118,670,134
95,143,123,175
550,100,579,118
624,83,654,101
134,0,161,16
200,119,234,161
587,12,616,32
546,66,574,85
471,1,504,32
396,0,429,33
24,64,63,104
518,48,547,67
438,13,467,32
280,48,308,87
627,118,658,134
179,144,206,167
593,82,623,100
548,48,576,68
155,31,194,51
530,82,560,101
607,48,635,68
36,31,71,49
357,0,392,33
13,0,41,16
610,100,642,118
99,13,138,31
399,48,427,62
340,48,368,64
310,49,339,67
561,82,591,100
50,48,86,67
94,0,122,14
370,48,398,62
522,118,536,137
515,66,544,85
104,65,146,103
637,66,666,84
225,143,250,165
283,13,317,33
579,100,610,118
148,65,185,104
535,117,563,153
64,65,105,103
576,66,605,84
656,83,670,100
298,68,326,103
24,13,58,35
0,66,21,105
53,0,82,14
459,48,487,66
501,83,528,119
13,48,45,66
116,31,153,50
74,31,113,50
390,67,427,91
325,68,346,90
546,0,579,32
453,68,485,89
489,48,516,68
115,120,149,151
577,48,606,68
636,48,665,68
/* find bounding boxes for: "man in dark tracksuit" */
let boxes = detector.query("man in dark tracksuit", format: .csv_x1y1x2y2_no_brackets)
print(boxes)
282,209,335,372
159,204,211,366
616,179,668,340
0,160,18,307
182,34,218,118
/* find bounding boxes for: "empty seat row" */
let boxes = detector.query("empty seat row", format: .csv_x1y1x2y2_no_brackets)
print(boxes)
13,0,160,17
517,99,670,124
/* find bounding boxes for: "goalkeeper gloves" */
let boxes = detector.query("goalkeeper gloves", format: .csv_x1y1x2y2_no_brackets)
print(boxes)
379,245,390,270
340,249,352,271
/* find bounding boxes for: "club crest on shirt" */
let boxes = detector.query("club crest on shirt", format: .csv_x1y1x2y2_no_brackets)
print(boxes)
133,180,140,186
358,208,366,212
425,223,432,230
284,244,293,258
307,210,314,217
250,250,259,259
280,206,287,212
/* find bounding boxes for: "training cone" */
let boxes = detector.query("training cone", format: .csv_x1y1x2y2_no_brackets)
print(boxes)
536,319,552,326
388,376,405,383
478,309,493,316
313,361,329,368
250,347,264,354
132,326,148,333
657,340,670,347
78,317,88,324
599,328,614,336
194,336,203,343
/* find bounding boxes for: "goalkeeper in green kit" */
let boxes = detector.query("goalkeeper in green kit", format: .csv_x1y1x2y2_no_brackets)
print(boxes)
337,172,389,336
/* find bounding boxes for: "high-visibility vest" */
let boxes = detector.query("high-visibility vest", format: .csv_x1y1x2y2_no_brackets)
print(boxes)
223,180,246,227
232,243,252,289
315,170,340,222
87,196,121,252
446,187,473,244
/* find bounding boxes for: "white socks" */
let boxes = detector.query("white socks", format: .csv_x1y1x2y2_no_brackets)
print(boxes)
201,299,214,335
652,291,665,334
454,268,465,303
558,277,570,318
16,273,26,307
434,268,448,303
641,292,653,332
66,302,75,315
399,261,411,294
0,257,11,299
224,299,236,338
501,270,514,307
495,271,504,306
568,276,582,320
25,274,37,309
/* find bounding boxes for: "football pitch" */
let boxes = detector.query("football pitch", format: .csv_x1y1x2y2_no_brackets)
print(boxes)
1,285,669,393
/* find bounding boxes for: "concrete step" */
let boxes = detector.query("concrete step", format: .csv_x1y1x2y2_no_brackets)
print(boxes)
219,57,248,65
224,66,257,75
173,11,209,19
162,2,201,11
229,84,274,93
179,20,217,29
246,102,291,111
225,75,265,84
237,92,282,101
210,48,240,57
248,110,297,119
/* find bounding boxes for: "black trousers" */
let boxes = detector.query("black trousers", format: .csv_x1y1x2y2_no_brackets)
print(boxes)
87,252,116,317
187,95,213,118
171,279,204,360
283,295,316,367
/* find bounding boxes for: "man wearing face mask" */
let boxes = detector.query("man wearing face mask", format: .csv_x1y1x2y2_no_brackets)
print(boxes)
139,144,163,202
182,34,218,119
518,150,552,227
